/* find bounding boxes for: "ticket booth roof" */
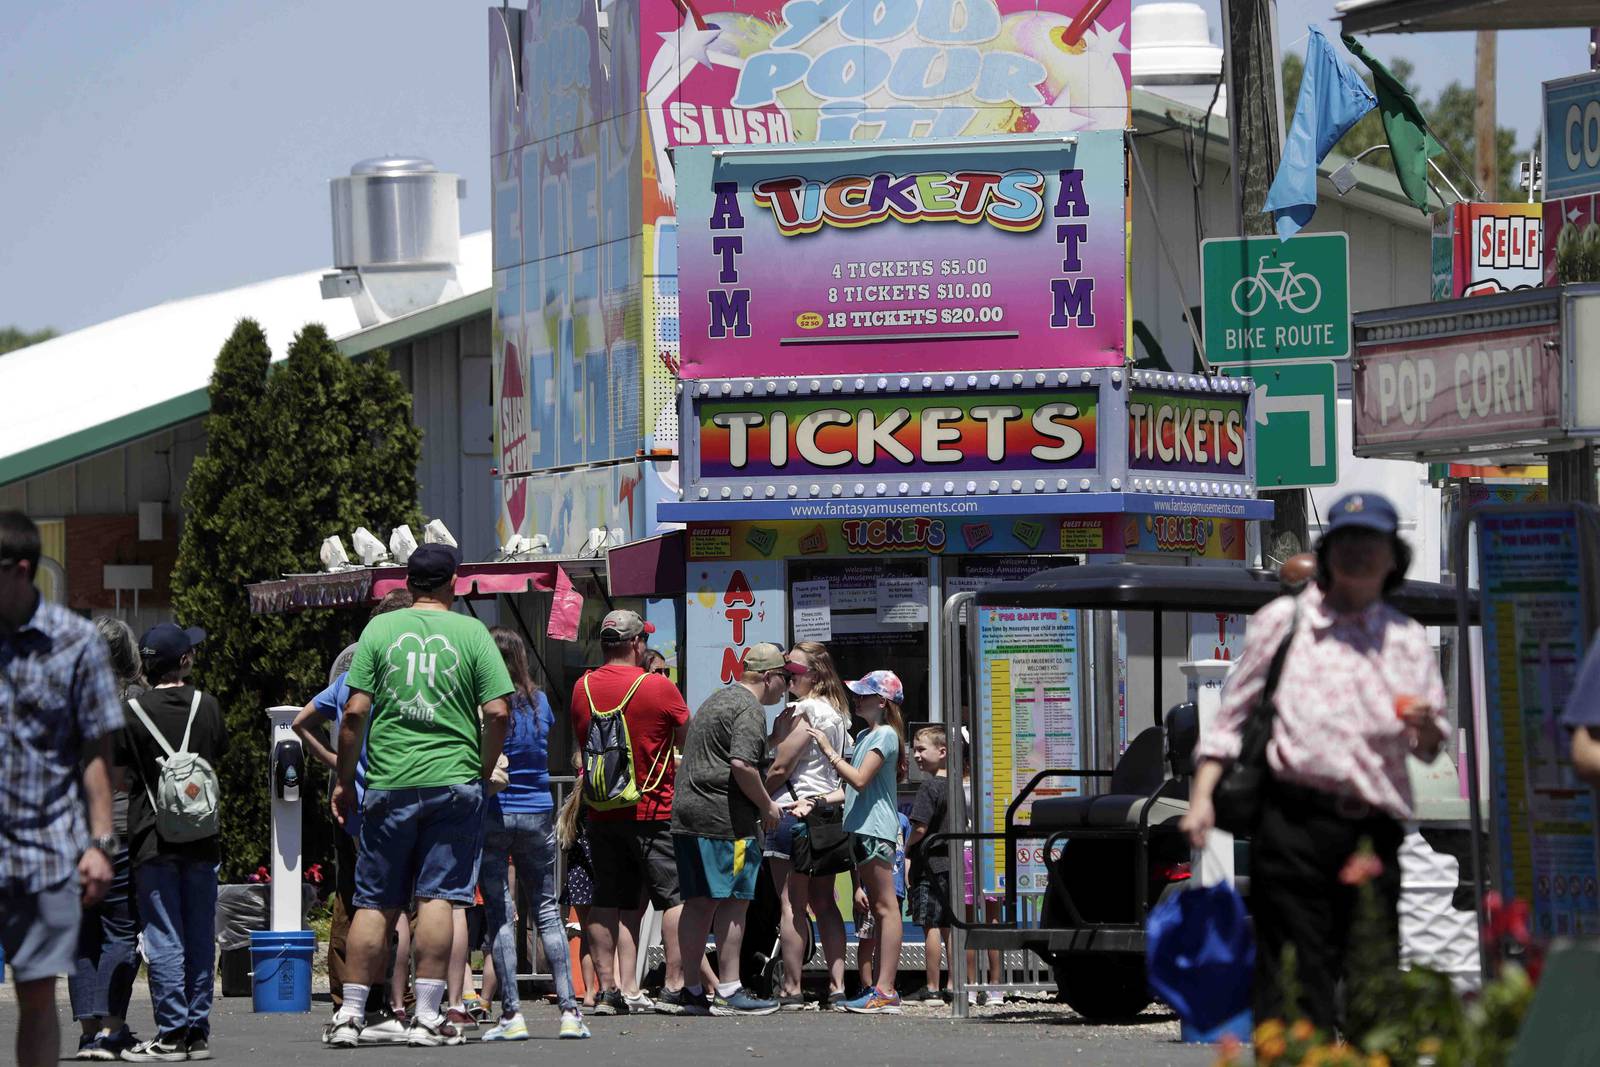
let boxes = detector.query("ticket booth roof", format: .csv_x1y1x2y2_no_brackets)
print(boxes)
972,563,1475,626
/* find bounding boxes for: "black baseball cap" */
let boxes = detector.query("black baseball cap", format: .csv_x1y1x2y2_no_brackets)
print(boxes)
1325,492,1399,536
407,542,460,590
139,622,206,664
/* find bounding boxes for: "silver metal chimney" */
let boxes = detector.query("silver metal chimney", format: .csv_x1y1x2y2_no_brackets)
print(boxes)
321,156,467,327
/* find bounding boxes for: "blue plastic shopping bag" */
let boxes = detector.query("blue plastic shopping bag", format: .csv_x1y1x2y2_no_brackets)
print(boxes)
1145,881,1254,1032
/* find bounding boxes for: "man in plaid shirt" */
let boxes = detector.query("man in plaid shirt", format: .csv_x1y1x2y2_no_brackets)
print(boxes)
0,512,124,1067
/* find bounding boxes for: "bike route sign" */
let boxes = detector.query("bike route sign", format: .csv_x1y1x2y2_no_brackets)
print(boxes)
1201,233,1351,364
1220,359,1339,489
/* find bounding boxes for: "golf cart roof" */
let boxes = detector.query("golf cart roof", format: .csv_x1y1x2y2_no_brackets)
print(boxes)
973,563,1475,626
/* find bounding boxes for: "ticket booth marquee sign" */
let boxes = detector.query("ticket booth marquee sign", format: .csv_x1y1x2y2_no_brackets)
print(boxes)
670,367,1266,521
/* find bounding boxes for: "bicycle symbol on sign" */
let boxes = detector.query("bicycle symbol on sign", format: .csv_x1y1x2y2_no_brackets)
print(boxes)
1230,256,1323,316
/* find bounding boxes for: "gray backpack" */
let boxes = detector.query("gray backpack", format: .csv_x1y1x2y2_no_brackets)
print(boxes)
127,692,221,843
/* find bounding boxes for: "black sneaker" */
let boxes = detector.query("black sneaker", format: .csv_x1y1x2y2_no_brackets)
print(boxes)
76,1032,101,1060
119,1034,188,1062
653,987,687,1015
184,1031,210,1061
776,993,808,1011
103,1028,138,1059
677,988,713,1017
907,986,944,1003
593,989,628,1016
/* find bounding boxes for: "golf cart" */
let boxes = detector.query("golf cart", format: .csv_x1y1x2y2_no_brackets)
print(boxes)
931,563,1470,1020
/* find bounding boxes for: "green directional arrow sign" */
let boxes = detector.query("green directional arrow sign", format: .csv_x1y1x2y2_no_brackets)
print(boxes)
1202,233,1351,364
1222,360,1339,489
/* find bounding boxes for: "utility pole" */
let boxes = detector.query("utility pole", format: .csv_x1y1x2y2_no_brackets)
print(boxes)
1474,32,1497,198
1221,0,1309,563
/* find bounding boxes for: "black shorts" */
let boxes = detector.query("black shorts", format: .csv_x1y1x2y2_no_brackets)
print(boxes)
464,903,487,951
911,870,955,929
587,818,681,911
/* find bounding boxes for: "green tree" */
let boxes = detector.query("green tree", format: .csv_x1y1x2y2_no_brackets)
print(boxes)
1279,51,1522,202
0,325,57,355
172,319,422,880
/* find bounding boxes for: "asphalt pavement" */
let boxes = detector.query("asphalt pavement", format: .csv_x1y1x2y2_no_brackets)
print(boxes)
0,985,1221,1067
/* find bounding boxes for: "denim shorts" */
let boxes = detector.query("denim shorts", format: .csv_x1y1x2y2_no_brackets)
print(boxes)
1,877,80,982
762,813,801,860
355,781,486,909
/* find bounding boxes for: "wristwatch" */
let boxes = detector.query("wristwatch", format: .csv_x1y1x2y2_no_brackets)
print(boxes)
87,834,119,857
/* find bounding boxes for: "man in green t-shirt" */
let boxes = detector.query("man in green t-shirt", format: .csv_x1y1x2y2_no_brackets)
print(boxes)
323,544,513,1049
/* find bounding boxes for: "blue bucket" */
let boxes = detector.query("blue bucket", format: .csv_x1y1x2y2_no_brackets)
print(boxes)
249,930,315,1013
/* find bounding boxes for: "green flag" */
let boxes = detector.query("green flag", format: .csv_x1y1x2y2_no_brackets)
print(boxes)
1341,33,1445,212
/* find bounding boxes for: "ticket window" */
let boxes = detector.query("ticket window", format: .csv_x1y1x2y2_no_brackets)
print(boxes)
787,558,932,726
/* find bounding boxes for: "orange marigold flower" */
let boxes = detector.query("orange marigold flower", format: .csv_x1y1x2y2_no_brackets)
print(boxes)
1290,1018,1316,1042
1256,1019,1286,1043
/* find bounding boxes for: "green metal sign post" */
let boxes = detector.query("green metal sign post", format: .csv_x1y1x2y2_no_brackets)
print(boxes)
1202,233,1351,365
1222,360,1339,489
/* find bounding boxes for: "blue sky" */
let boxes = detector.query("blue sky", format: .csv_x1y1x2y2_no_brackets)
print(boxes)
1,1,1590,334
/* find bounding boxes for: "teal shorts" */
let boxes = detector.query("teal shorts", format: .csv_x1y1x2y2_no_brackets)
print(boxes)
674,834,761,901
852,833,896,868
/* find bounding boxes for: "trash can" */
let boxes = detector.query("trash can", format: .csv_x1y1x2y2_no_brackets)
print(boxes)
218,946,253,998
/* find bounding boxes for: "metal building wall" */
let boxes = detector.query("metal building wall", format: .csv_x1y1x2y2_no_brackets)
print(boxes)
0,311,496,626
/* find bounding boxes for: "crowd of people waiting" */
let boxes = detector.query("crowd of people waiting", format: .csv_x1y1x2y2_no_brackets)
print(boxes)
311,547,999,1044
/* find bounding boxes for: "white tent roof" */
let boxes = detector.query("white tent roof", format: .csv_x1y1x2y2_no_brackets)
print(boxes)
0,231,491,486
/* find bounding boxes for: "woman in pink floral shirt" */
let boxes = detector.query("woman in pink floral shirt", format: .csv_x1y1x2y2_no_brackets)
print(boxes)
1180,492,1447,1036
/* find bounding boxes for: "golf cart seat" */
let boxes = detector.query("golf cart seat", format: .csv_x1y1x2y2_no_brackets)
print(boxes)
1029,704,1198,830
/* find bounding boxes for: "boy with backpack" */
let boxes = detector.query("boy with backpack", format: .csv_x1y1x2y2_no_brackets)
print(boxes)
115,623,227,1062
569,610,689,1016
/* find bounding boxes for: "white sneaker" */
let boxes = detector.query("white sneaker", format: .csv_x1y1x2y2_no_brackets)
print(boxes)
623,990,654,1012
482,1013,529,1041
323,1012,363,1048
559,1011,592,1040
406,1014,465,1047
357,1014,410,1044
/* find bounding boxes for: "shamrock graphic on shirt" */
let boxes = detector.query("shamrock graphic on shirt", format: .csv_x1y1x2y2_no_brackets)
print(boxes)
378,632,463,723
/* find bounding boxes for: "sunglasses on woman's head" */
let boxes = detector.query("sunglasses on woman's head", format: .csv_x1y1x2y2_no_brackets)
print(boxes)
650,666,671,675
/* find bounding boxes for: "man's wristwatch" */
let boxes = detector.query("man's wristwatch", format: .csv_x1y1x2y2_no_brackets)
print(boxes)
87,834,119,857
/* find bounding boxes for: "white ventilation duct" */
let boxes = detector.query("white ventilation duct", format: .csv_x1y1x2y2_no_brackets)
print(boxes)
1131,2,1227,118
321,157,466,327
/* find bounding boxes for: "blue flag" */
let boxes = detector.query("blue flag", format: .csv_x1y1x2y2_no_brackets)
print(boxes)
1263,26,1377,240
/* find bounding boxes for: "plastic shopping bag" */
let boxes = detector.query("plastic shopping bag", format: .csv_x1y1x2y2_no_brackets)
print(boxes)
1145,880,1255,1032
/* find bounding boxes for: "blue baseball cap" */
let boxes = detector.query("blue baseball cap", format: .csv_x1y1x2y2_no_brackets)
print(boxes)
139,622,206,664
407,542,460,589
1325,492,1399,536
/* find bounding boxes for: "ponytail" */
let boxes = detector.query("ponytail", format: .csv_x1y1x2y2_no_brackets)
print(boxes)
556,784,584,850
884,701,908,782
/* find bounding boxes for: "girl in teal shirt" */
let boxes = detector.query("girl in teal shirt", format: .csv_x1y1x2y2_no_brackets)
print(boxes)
806,669,907,1014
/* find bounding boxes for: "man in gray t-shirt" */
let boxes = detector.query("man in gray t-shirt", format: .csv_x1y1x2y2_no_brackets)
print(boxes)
668,643,798,1016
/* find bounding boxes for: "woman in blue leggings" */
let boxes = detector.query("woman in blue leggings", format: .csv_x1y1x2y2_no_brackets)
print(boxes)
479,628,588,1041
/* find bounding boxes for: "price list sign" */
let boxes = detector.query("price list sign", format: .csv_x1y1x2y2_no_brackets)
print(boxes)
1479,507,1600,937
675,133,1127,379
974,605,1080,893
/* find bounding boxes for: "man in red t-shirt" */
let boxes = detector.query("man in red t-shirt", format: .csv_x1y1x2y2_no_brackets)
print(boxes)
570,610,690,1016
